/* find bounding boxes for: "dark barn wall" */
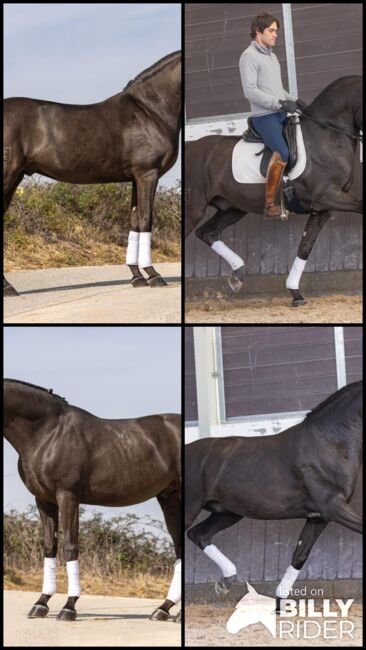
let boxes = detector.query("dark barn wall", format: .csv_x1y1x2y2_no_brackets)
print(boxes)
185,3,363,281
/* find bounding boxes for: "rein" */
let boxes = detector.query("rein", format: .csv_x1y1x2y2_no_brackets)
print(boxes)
297,109,363,142
247,108,363,142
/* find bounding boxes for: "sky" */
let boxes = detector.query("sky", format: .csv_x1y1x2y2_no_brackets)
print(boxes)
4,3,181,189
4,326,181,539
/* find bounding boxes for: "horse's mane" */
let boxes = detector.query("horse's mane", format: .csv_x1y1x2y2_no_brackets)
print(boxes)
305,380,362,420
4,378,67,402
123,50,181,91
307,76,361,114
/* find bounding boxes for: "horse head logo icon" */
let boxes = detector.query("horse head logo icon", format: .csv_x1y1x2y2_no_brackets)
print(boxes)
226,582,276,636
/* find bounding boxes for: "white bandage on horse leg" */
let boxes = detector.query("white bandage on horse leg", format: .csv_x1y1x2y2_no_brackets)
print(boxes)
42,557,57,595
203,544,237,577
211,240,244,271
66,560,81,597
167,559,181,604
139,232,152,268
276,565,300,598
286,256,307,290
126,230,140,265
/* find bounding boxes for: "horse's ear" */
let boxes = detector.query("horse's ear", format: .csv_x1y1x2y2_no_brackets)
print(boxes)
246,582,256,595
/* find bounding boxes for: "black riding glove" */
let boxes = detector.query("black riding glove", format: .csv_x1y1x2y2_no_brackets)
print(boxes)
279,99,298,113
296,99,307,110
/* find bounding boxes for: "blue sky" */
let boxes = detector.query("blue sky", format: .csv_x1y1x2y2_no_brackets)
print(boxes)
4,326,181,538
4,3,181,189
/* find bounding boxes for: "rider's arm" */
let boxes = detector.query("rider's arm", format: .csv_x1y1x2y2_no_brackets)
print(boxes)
239,51,281,111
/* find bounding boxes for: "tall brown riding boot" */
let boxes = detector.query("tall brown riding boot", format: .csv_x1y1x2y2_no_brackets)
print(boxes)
264,151,287,218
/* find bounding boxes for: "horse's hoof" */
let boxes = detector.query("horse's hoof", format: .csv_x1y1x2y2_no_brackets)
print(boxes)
28,604,49,618
131,276,148,287
173,611,181,623
3,284,18,297
292,298,307,307
215,580,230,596
228,265,245,292
228,274,243,292
289,289,306,307
275,597,285,615
150,607,170,621
147,275,168,287
56,608,77,621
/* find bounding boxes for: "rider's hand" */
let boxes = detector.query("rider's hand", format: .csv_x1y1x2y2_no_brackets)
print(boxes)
279,99,298,113
296,99,307,110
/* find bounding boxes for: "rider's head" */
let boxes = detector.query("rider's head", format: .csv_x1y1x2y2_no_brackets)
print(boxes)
251,14,280,49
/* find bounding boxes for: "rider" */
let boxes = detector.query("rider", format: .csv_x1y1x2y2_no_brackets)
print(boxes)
239,13,307,217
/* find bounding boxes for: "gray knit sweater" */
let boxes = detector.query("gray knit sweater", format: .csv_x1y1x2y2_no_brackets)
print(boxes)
239,41,297,115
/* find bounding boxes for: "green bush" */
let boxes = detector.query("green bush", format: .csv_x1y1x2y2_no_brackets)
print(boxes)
4,507,175,577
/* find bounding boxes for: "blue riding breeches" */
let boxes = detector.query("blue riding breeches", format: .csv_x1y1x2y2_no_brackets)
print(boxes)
251,111,289,162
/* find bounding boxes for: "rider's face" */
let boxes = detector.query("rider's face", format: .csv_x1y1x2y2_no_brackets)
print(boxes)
256,22,278,48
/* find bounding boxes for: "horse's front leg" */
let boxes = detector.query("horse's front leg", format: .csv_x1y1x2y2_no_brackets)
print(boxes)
126,180,148,287
135,170,167,287
28,499,59,618
56,491,80,621
276,516,327,613
286,210,330,307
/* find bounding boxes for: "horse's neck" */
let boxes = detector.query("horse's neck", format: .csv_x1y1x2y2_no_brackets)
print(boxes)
308,88,356,128
129,67,181,131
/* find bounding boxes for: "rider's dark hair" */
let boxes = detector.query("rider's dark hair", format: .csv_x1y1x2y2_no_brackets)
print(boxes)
250,14,280,39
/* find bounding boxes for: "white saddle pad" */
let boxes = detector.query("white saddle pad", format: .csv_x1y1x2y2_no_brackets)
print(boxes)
232,116,306,184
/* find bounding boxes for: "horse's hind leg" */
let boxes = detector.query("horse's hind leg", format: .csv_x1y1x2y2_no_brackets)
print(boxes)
196,208,247,292
151,483,181,622
28,499,59,618
187,510,242,595
276,516,327,613
3,169,25,296
56,490,80,621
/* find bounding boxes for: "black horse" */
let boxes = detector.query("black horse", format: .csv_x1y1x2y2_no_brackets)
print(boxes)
4,379,181,622
185,76,362,306
185,381,362,611
4,51,181,296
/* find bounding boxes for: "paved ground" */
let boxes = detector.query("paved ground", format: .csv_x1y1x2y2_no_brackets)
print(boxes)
4,591,181,647
4,264,181,323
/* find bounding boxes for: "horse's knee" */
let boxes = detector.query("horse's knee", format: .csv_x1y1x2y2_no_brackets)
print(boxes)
196,222,217,246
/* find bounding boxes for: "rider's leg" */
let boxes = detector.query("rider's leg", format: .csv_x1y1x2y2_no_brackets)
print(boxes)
252,112,289,218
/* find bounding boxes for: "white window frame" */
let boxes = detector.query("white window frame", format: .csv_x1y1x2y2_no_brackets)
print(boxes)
185,326,348,442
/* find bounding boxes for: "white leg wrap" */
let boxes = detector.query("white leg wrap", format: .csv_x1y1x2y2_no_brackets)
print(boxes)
286,256,307,290
66,560,81,597
167,559,181,604
203,544,237,577
42,557,57,595
211,240,244,271
138,232,152,268
276,565,300,598
126,230,140,265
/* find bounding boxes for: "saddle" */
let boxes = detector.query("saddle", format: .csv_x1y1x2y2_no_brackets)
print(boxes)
242,115,299,178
